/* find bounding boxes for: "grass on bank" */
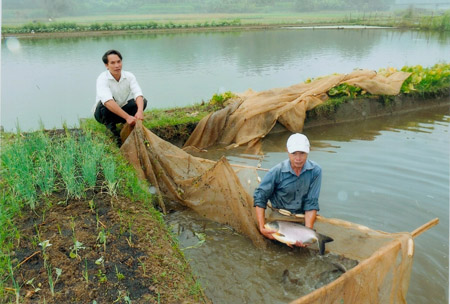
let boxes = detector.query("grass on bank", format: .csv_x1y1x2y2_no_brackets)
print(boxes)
0,126,206,302
144,91,235,129
81,91,235,144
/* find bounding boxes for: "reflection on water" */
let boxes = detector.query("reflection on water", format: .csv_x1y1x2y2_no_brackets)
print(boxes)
270,106,449,150
2,28,450,131
167,106,449,304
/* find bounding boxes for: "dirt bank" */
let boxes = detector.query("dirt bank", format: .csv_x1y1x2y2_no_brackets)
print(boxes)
150,91,450,146
304,90,450,129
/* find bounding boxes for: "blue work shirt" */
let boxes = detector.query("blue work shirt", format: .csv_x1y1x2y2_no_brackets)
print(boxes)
253,159,322,213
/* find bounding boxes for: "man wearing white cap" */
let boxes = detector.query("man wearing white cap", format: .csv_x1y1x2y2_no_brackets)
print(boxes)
253,133,322,244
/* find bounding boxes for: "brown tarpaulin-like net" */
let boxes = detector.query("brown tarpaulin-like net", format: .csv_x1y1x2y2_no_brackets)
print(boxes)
120,122,421,303
120,121,266,248
183,69,411,153
118,70,426,303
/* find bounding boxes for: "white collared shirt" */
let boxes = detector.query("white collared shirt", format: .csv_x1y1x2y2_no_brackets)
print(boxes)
93,70,143,112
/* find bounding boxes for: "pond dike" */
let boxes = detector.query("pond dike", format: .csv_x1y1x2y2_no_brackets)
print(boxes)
304,89,450,130
151,89,450,146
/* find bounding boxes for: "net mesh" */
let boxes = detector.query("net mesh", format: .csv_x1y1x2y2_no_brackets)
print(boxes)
266,210,413,304
120,122,266,248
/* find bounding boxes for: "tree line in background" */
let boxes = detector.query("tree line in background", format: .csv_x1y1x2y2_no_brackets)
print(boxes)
4,0,395,18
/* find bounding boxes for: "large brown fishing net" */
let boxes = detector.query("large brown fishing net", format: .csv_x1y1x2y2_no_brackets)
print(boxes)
118,69,425,303
183,69,411,153
120,121,266,248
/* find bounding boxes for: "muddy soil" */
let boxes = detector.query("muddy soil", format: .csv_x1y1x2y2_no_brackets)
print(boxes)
305,90,450,129
7,190,209,304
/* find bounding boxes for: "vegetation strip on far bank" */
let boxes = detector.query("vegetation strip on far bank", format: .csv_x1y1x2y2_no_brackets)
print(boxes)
2,9,450,36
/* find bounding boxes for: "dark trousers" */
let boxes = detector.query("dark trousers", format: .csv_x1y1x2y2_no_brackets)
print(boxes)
94,98,148,134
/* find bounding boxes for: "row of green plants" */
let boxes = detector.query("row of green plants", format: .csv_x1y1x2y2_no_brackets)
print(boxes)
1,0,395,18
0,126,156,300
1,19,242,34
0,128,142,207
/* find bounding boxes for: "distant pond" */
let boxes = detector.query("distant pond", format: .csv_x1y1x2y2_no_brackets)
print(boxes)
1,27,450,131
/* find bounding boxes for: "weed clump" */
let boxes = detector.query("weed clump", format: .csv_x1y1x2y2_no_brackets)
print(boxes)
401,63,450,94
209,91,236,108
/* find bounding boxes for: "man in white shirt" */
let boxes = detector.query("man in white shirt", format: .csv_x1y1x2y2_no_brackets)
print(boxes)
94,49,147,146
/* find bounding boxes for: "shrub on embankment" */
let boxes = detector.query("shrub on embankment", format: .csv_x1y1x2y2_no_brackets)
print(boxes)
362,10,450,31
307,63,450,117
405,10,450,31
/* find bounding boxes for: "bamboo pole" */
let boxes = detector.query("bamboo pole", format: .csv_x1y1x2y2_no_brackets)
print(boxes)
230,163,269,172
167,153,269,171
195,157,270,172
411,218,439,238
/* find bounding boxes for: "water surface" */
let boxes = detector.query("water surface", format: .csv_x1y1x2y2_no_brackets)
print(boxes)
167,106,449,304
2,28,449,131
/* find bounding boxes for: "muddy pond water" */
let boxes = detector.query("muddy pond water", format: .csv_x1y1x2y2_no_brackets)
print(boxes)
166,105,449,304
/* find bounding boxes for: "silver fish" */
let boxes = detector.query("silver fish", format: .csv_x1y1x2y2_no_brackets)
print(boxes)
264,220,333,255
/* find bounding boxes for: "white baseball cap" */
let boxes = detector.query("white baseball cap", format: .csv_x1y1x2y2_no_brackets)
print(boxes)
286,133,310,153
